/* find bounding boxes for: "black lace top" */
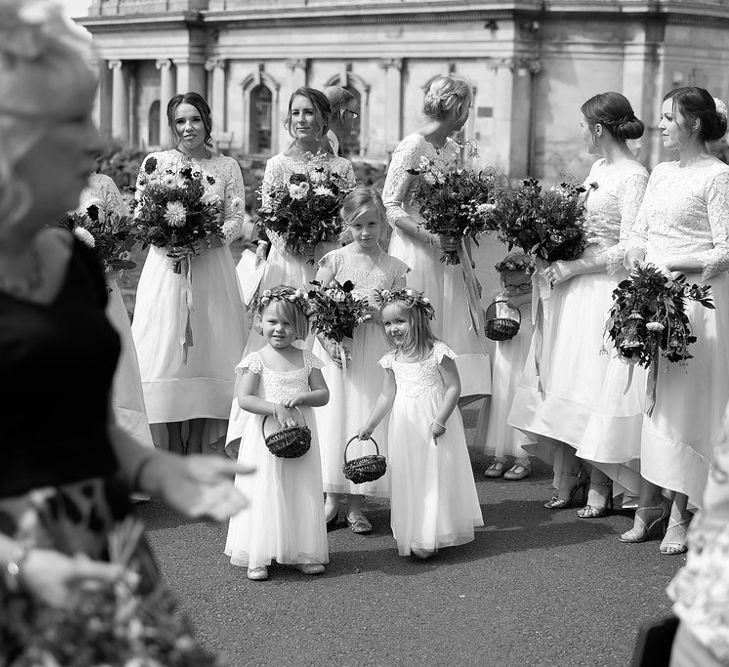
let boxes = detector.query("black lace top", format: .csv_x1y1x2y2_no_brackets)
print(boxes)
0,237,120,498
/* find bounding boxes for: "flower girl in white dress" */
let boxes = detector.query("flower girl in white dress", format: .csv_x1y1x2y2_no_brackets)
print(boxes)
359,289,483,559
314,187,409,533
225,287,330,581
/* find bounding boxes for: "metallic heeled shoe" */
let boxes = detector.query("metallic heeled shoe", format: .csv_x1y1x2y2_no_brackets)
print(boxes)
544,473,587,509
659,517,691,555
619,503,668,543
577,481,613,519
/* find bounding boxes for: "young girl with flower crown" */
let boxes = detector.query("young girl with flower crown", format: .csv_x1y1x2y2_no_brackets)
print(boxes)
225,287,330,581
358,288,483,558
314,186,409,534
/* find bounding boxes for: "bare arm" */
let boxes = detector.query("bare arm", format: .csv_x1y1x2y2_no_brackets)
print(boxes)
431,355,461,440
358,368,397,438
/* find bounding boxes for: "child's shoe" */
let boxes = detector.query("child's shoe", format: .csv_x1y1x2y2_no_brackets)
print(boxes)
296,563,325,575
247,566,269,581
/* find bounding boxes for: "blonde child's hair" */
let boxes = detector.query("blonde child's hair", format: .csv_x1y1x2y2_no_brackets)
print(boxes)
338,184,387,244
254,285,310,341
378,288,437,360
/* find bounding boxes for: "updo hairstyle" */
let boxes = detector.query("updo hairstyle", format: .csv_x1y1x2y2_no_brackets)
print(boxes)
284,87,331,139
580,92,644,141
664,86,728,142
167,92,214,148
423,75,473,121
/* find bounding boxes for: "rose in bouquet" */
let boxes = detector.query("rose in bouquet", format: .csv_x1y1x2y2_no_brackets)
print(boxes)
490,178,588,262
406,155,497,265
604,262,713,367
60,203,137,275
256,153,353,263
131,155,223,273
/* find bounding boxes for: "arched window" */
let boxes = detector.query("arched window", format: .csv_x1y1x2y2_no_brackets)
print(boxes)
249,84,272,154
340,86,362,157
148,100,160,148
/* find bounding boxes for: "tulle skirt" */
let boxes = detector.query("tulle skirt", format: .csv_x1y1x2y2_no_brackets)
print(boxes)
388,390,483,556
314,324,391,497
131,245,247,449
225,406,328,568
388,229,491,397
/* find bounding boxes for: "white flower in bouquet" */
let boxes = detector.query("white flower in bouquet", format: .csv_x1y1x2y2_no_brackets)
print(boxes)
73,226,96,248
163,200,187,227
331,290,346,303
201,190,221,207
646,321,665,332
418,155,432,171
288,182,310,200
310,170,326,185
313,186,334,197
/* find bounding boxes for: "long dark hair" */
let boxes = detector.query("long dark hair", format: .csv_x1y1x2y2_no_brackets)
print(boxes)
284,87,331,139
167,92,214,149
664,86,727,142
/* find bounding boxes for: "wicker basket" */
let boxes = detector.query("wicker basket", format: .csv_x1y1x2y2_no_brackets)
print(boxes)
261,409,311,458
484,299,521,341
342,435,387,484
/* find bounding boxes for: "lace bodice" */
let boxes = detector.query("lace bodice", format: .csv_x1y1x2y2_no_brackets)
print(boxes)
261,153,356,255
136,150,246,245
382,133,461,229
627,159,729,280
235,350,323,403
78,173,128,217
667,407,729,663
379,341,456,398
581,159,649,274
318,247,409,301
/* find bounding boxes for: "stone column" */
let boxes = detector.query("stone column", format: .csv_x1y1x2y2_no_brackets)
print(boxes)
379,58,403,155
108,59,129,144
205,58,227,132
175,59,206,95
156,58,175,148
96,58,113,138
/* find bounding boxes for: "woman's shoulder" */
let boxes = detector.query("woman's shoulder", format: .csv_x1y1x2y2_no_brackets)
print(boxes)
385,253,410,276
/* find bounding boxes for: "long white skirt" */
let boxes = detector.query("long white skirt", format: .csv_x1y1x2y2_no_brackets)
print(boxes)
314,324,391,498
389,390,483,556
225,406,328,568
388,229,491,397
106,279,153,448
640,271,729,511
132,245,247,449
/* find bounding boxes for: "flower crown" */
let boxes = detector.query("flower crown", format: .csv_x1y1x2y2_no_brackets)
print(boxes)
714,97,728,121
373,287,435,320
255,286,309,314
494,254,535,274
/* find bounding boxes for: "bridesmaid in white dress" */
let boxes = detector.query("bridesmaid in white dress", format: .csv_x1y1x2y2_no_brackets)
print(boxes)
382,74,491,402
132,92,248,455
620,87,729,555
313,187,408,533
508,92,648,512
77,173,153,449
227,88,355,452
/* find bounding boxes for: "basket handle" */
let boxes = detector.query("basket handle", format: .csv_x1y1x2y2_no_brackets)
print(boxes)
261,405,306,440
343,435,380,464
489,298,521,326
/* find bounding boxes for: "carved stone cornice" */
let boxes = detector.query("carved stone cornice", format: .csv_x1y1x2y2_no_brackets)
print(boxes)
378,58,403,72
285,58,308,72
205,57,227,71
156,58,173,70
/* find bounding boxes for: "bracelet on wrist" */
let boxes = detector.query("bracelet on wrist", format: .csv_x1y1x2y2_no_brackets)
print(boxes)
432,419,446,430
5,543,31,593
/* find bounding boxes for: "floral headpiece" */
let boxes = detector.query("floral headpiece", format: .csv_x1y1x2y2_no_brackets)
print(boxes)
254,286,310,314
494,253,535,274
714,97,728,121
373,287,435,320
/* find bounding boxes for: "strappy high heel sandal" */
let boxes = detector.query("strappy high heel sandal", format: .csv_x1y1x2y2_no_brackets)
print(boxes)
619,503,668,543
577,480,613,519
660,516,691,555
544,471,587,509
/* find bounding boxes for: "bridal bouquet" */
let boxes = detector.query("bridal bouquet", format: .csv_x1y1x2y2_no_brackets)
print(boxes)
406,155,497,265
604,263,714,367
132,154,224,273
61,204,137,275
306,280,372,344
490,178,588,262
6,518,226,667
257,153,352,263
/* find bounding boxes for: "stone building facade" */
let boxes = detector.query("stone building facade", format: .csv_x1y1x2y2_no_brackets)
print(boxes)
81,0,729,180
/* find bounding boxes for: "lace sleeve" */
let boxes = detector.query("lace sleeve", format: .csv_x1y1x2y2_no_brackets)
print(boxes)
317,249,340,275
378,350,395,369
304,350,325,371
382,136,420,229
603,170,649,275
220,157,246,246
433,340,458,364
695,169,729,280
625,165,662,256
260,158,282,210
235,352,263,376
391,257,410,283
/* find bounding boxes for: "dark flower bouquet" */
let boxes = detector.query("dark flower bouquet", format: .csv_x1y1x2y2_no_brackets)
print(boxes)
132,154,225,273
7,518,226,667
406,155,497,265
604,263,714,367
306,280,372,344
61,204,137,275
257,153,353,263
490,178,588,262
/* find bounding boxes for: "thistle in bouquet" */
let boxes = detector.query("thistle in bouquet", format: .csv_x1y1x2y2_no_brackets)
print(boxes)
604,262,714,368
307,279,372,368
132,154,224,273
7,517,227,667
490,177,588,262
406,155,497,265
60,203,137,275
257,153,353,264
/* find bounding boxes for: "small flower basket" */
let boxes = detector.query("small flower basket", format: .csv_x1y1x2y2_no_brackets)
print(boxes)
342,436,387,484
261,409,311,458
484,299,521,341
